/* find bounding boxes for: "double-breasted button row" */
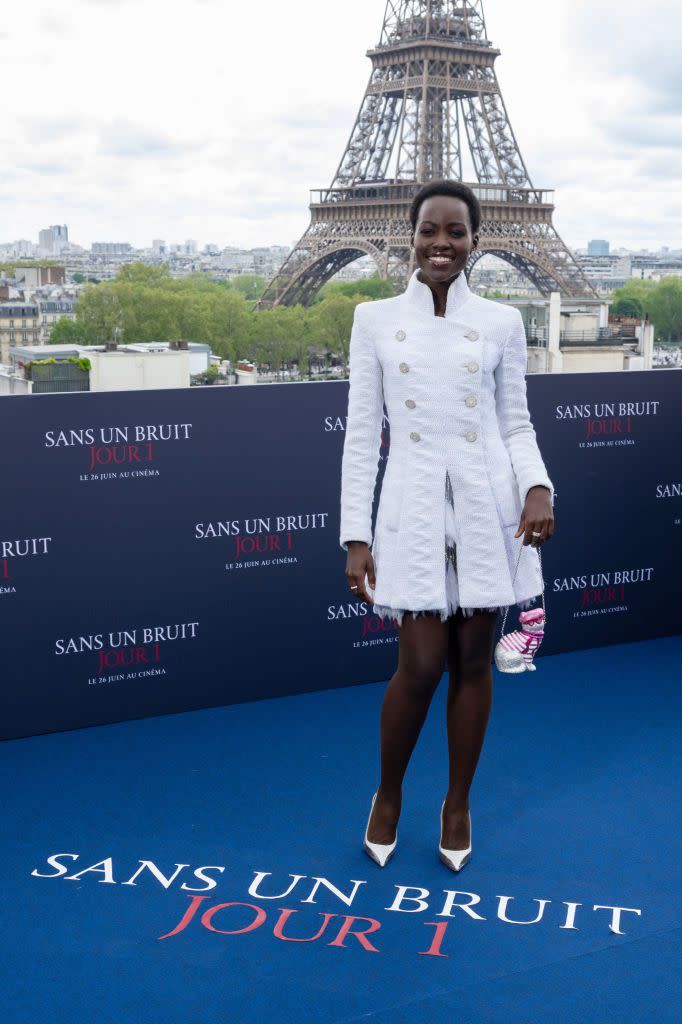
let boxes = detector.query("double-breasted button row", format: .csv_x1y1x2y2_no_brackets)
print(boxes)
395,327,478,342
399,356,477,372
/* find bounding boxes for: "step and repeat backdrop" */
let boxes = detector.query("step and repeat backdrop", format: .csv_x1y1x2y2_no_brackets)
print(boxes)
1,368,680,739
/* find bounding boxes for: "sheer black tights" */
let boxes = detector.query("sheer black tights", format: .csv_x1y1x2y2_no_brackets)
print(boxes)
377,608,498,805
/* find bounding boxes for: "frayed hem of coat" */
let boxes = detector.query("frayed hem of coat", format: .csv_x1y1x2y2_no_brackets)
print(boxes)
372,596,538,628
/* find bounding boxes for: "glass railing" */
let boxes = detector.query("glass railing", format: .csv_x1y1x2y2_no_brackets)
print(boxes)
311,182,554,206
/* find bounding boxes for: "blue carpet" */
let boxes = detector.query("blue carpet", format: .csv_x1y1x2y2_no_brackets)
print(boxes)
2,635,680,1023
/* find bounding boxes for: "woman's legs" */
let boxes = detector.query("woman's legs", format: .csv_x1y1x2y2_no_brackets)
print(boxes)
442,608,499,848
366,612,449,844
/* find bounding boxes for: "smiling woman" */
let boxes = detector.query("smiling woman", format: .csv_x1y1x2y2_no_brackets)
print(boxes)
411,181,482,291
339,178,555,873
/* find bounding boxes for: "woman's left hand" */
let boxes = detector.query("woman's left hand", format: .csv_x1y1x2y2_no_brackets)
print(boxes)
515,485,554,547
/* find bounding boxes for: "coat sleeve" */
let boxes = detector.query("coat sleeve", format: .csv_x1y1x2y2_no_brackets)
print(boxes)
494,309,555,508
339,302,385,551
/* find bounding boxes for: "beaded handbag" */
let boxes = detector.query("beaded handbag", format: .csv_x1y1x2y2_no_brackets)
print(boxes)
494,541,546,673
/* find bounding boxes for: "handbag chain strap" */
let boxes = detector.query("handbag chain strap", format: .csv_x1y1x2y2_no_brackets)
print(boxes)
499,542,546,636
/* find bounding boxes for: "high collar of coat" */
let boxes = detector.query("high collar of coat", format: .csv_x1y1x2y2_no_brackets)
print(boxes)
403,266,472,320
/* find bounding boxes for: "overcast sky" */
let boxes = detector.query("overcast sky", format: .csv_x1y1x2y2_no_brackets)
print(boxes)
2,0,679,252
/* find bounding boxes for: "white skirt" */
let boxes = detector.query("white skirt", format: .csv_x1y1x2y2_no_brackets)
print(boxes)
372,470,535,626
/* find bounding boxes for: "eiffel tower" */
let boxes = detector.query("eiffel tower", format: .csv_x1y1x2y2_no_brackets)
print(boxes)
257,0,596,308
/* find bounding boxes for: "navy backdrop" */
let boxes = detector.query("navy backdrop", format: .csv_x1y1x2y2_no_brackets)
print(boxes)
1,368,680,740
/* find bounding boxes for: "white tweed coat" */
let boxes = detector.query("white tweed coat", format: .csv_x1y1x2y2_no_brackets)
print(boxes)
339,267,555,617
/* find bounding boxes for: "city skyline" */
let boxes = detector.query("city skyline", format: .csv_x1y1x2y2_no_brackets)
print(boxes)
1,0,679,252
7,227,681,259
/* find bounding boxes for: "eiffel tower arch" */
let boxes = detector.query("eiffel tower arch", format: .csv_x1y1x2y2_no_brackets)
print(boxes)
258,1,596,308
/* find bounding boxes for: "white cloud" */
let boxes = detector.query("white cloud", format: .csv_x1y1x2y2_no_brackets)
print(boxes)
0,0,679,251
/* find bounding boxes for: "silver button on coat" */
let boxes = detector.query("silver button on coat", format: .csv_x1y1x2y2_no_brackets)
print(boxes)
339,267,555,617
405,399,416,408
399,362,409,373
410,431,421,441
395,329,406,341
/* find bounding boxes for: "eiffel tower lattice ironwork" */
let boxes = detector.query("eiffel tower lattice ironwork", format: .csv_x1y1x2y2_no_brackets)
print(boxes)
257,0,596,308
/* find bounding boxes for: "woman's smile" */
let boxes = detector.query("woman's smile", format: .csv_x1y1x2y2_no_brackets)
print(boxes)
411,195,478,297
427,254,456,269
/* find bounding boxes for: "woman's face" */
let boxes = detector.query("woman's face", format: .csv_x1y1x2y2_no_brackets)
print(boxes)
411,194,478,285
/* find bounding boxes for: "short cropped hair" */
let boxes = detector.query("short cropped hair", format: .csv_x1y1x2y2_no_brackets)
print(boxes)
409,179,481,235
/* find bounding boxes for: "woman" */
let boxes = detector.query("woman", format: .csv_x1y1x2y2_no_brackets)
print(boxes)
339,179,555,872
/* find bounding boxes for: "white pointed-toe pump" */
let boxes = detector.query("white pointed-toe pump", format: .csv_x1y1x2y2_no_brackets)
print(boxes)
438,799,472,872
363,791,398,867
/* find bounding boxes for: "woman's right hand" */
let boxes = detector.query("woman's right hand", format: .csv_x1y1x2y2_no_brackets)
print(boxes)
345,541,376,604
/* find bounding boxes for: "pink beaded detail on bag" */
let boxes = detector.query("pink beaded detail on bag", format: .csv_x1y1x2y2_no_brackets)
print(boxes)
494,543,546,673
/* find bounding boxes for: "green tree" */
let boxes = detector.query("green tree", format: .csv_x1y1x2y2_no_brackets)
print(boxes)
286,305,319,372
611,277,682,340
76,284,125,343
115,262,172,286
648,277,682,342
309,293,361,363
610,278,656,319
48,317,92,345
59,268,393,369
115,282,182,343
247,304,317,372
229,274,268,302
318,270,398,302
212,289,252,359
